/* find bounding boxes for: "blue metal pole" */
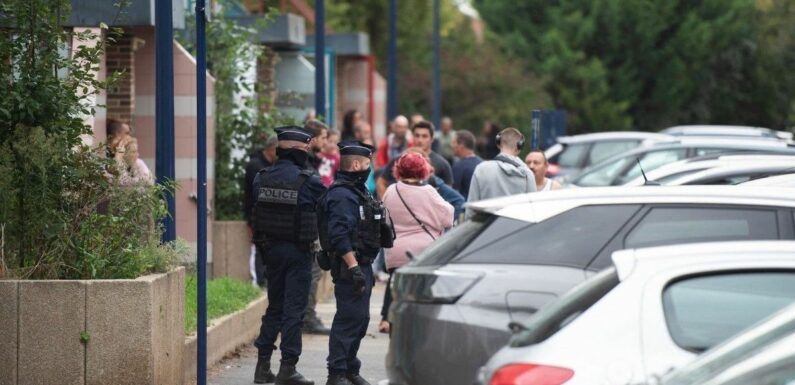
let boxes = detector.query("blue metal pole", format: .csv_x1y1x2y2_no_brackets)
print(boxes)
387,0,397,122
432,0,441,130
195,1,208,384
315,0,326,120
156,0,176,242
531,110,541,149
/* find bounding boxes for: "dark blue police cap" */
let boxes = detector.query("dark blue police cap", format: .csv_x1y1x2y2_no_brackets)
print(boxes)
338,140,374,157
275,125,313,143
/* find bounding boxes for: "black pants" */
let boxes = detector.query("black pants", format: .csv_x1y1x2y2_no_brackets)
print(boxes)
254,243,312,363
327,264,374,375
380,268,396,322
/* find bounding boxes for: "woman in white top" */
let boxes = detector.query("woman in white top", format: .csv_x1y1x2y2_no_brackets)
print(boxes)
525,150,562,191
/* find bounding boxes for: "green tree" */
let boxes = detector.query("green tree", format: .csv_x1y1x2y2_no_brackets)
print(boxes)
475,0,795,133
324,0,548,141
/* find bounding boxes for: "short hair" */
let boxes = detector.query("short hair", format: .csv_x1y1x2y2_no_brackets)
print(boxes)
264,134,278,149
497,127,523,149
411,120,435,138
107,119,125,137
528,149,548,164
455,130,476,150
340,154,368,171
327,129,340,139
304,119,328,138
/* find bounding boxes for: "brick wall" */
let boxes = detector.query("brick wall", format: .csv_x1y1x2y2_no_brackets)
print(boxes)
106,34,137,122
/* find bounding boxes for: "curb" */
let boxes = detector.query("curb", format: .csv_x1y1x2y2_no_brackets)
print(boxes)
183,295,268,384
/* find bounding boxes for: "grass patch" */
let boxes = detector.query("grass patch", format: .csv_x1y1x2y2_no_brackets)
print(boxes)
185,273,263,334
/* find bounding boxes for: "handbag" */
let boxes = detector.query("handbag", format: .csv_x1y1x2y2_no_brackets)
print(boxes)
395,184,438,241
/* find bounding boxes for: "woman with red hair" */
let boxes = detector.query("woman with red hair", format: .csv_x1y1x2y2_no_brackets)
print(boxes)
379,151,454,333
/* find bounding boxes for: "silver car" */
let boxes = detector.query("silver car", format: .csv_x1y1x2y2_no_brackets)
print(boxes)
384,186,795,385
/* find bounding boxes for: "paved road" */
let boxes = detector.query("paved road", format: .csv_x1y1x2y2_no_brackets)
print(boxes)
210,283,389,385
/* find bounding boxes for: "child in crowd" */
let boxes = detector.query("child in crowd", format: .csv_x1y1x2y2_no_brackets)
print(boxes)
317,130,340,187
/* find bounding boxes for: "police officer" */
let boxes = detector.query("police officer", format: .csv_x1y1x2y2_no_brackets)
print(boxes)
318,141,393,385
252,126,326,385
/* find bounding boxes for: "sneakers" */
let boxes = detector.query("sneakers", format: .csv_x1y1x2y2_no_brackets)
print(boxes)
302,316,331,335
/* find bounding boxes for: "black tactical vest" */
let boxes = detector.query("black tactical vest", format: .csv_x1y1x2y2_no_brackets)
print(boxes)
253,168,318,247
318,182,391,259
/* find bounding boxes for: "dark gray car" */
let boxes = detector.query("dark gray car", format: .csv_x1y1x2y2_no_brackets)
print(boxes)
384,186,795,385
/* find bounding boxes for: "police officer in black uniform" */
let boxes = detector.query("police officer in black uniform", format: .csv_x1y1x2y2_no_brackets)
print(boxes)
318,141,393,385
252,126,326,385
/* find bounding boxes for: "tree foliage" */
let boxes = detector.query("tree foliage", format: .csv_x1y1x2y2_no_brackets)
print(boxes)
475,0,795,133
324,0,548,138
0,0,181,279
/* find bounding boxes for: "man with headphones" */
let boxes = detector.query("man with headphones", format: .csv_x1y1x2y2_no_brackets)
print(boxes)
465,127,536,219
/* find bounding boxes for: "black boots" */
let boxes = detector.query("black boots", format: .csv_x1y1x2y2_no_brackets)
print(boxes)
345,373,371,385
302,316,331,335
254,356,276,384
276,363,315,385
325,374,353,385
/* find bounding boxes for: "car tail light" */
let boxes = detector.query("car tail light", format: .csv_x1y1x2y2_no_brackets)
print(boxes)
392,268,482,304
489,364,574,385
547,163,561,177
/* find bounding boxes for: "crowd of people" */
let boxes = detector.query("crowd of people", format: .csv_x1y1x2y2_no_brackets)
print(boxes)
242,109,562,385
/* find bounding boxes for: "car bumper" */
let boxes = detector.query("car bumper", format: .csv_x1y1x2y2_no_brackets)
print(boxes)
385,300,511,385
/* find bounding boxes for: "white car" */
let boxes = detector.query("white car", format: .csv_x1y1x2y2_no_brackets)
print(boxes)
661,125,794,142
741,173,795,187
662,303,795,385
664,162,795,185
623,154,795,186
477,241,795,385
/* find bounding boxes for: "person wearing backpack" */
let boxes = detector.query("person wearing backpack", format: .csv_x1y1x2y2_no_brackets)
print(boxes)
379,152,454,334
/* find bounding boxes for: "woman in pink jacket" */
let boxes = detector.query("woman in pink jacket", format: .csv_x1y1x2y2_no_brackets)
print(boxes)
379,151,454,333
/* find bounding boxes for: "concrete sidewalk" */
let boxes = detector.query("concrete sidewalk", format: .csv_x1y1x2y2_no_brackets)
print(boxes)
209,283,389,385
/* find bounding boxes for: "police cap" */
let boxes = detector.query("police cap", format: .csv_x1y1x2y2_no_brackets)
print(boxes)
275,125,313,143
338,140,374,158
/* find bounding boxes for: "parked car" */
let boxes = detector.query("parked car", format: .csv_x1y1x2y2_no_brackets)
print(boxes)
661,303,795,385
384,186,795,385
477,241,795,385
567,139,795,187
543,132,673,178
663,162,795,185
740,173,795,187
677,338,795,385
661,125,794,142
623,154,795,186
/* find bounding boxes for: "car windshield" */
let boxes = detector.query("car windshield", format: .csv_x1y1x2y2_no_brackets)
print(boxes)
574,156,633,186
510,268,619,347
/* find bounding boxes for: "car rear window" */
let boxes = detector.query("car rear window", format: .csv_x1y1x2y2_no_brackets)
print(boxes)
453,205,641,267
511,268,619,347
588,140,639,165
625,207,779,249
557,143,588,168
410,212,495,266
663,271,795,352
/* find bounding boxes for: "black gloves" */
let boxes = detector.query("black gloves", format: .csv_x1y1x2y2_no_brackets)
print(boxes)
349,265,366,295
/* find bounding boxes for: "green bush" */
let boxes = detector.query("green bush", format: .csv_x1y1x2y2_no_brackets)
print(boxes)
0,1,182,279
184,273,263,334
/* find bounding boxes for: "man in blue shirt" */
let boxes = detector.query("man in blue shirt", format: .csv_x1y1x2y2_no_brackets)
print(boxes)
451,130,482,200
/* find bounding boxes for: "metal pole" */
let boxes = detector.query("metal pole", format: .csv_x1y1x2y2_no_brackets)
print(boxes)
156,0,176,242
387,0,397,122
195,1,208,384
315,0,326,120
531,110,541,149
432,0,441,130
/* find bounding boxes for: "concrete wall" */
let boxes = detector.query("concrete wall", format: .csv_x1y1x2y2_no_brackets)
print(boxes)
183,296,267,383
129,27,215,264
212,221,252,282
0,268,185,385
